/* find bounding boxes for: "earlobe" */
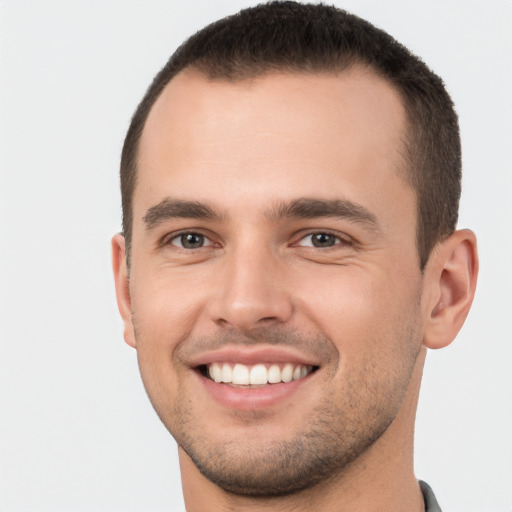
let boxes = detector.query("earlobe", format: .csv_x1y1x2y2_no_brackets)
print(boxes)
111,234,137,348
423,229,478,350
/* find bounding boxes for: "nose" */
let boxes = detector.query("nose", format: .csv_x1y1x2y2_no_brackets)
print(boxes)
208,244,294,331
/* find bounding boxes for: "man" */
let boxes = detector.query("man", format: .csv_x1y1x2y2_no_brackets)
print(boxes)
112,2,478,510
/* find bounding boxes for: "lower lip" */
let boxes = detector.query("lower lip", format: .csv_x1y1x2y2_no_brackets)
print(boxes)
198,371,314,411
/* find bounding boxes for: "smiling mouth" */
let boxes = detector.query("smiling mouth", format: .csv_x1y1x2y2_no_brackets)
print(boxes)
199,362,318,386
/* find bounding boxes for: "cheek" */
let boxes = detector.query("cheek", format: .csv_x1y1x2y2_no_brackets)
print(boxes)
295,265,422,360
130,267,208,346
298,267,423,415
128,274,200,398
129,278,196,417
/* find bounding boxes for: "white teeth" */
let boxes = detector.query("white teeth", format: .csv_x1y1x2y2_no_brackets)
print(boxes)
232,364,250,385
209,362,222,383
221,363,232,383
281,363,293,383
267,364,281,384
249,364,268,385
207,362,314,385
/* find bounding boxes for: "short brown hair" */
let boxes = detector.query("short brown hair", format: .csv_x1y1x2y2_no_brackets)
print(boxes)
121,1,461,269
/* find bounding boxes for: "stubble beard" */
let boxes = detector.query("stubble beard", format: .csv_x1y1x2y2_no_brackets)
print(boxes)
135,309,423,498
166,337,421,497
172,390,399,497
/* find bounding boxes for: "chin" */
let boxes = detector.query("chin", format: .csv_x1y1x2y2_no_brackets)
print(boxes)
170,396,397,498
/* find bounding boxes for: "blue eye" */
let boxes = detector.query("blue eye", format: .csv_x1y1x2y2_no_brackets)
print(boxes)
171,233,212,249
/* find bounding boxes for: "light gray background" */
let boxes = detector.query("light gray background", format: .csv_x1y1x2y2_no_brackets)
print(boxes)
0,1,511,511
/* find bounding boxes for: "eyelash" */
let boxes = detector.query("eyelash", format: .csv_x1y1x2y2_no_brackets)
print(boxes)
165,231,216,249
294,231,352,249
162,230,352,251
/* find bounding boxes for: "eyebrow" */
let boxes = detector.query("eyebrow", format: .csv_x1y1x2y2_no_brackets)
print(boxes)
143,199,223,229
143,196,380,232
268,197,380,230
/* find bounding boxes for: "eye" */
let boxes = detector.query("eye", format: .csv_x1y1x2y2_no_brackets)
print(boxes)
297,232,345,248
170,232,213,249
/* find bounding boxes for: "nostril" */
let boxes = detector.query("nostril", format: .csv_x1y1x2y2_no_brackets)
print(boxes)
259,316,279,323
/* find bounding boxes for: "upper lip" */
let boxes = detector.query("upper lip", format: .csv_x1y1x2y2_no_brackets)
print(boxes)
188,345,323,368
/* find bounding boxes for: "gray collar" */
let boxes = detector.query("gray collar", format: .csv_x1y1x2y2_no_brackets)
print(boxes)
419,480,442,512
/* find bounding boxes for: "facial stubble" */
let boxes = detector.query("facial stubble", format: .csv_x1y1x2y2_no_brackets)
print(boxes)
141,320,423,498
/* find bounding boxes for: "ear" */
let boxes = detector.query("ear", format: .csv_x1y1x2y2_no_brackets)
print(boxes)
423,229,478,349
112,233,137,348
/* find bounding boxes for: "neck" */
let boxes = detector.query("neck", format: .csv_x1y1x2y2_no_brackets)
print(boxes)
180,349,427,512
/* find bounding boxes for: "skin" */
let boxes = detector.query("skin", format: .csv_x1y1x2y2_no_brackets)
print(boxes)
112,68,478,511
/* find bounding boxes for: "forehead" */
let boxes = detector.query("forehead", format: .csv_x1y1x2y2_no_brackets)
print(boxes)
135,68,412,227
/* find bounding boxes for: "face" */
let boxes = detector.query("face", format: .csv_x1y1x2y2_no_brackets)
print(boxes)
119,69,426,495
